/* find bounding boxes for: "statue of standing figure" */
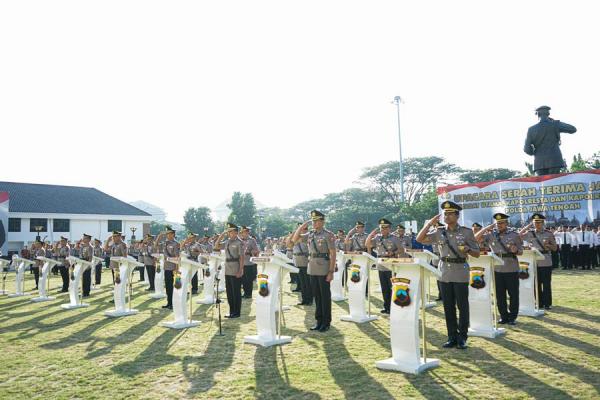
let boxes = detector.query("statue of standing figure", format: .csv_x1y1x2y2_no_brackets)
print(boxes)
524,106,577,176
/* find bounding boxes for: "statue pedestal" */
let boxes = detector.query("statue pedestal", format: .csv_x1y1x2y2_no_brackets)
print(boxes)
340,252,378,324
331,251,346,301
61,256,93,309
243,255,299,347
518,249,546,317
0,259,12,295
375,257,442,375
31,257,60,302
105,256,144,317
467,254,506,338
407,250,439,309
8,257,35,297
197,252,224,305
161,256,203,329
150,254,167,299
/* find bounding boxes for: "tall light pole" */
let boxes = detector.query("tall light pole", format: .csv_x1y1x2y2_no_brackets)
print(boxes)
392,96,405,204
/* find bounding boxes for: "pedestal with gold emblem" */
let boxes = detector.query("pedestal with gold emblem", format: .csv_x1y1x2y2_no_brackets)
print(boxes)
340,252,378,323
518,248,545,317
467,253,506,338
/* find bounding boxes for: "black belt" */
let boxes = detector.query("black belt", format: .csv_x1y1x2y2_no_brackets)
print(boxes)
310,253,330,260
499,253,517,259
441,256,466,263
226,257,239,262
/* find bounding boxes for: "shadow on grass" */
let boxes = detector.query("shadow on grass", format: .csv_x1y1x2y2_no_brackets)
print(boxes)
323,326,396,400
552,306,600,325
518,318,600,356
542,315,600,337
253,346,321,400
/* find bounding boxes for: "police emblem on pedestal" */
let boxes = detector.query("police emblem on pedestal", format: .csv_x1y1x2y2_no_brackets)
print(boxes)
518,261,530,280
391,277,411,307
350,265,361,283
470,267,486,289
258,274,269,297
174,270,182,289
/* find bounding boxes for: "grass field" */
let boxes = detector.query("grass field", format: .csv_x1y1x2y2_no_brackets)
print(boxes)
0,268,598,400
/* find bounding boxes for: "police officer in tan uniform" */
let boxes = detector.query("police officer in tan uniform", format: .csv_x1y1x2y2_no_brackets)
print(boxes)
476,213,523,325
292,210,336,332
141,234,156,291
93,239,104,286
181,233,201,294
57,236,71,292
214,223,245,318
519,214,558,310
240,226,260,299
104,231,128,283
155,227,179,310
288,222,313,306
79,234,94,297
366,218,406,314
417,201,480,349
32,239,45,290
393,224,413,250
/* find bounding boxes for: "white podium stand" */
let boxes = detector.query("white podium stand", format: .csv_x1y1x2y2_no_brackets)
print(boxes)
31,257,60,302
161,255,203,329
340,252,378,324
331,251,346,301
61,256,93,309
105,256,143,317
408,250,439,309
518,248,546,317
375,257,442,375
467,253,506,338
197,252,224,305
0,258,12,295
9,257,35,297
244,255,299,347
90,256,103,290
150,254,167,299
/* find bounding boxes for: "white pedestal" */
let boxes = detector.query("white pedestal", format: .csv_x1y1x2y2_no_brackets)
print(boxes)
150,254,167,299
8,257,35,297
518,249,546,317
161,255,202,329
408,250,439,309
31,257,59,302
375,257,441,375
61,257,92,309
197,252,223,304
467,254,506,338
340,252,378,324
243,255,299,347
90,256,103,291
105,256,143,317
331,251,346,301
217,252,226,293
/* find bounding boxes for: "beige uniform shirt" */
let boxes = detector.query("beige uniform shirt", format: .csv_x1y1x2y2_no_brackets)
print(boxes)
164,240,180,271
305,229,335,276
426,225,478,283
523,229,556,267
109,242,128,269
373,234,405,271
221,237,245,276
483,230,523,273
293,238,309,268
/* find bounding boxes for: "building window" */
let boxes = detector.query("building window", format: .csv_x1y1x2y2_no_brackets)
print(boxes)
8,218,21,232
107,220,122,233
53,219,70,232
29,218,48,232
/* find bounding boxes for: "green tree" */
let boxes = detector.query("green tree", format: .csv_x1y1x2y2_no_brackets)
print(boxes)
586,152,600,169
570,153,587,172
183,207,215,235
360,157,461,207
227,192,258,227
150,221,167,235
458,168,521,183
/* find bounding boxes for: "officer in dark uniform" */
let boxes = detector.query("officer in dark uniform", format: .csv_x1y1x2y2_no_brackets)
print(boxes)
476,213,523,325
519,214,557,310
32,239,45,290
292,210,336,332
92,239,104,285
289,222,313,305
524,105,577,175
155,227,178,309
417,201,480,349
57,236,70,292
240,226,260,299
214,223,245,318
80,234,93,297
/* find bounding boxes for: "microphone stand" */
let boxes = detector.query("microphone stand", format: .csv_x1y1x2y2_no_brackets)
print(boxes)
214,265,224,336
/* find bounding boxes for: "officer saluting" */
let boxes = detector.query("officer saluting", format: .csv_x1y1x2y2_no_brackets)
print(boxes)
214,223,245,318
289,222,313,306
393,224,413,250
519,214,557,310
417,201,480,350
240,226,260,299
292,210,336,332
475,213,524,325
80,234,94,297
155,227,179,310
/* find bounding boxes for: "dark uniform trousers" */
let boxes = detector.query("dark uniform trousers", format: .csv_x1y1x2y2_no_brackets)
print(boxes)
494,272,519,321
559,244,572,269
379,270,393,312
164,269,174,306
32,266,40,289
138,265,145,281
94,262,103,284
297,266,313,304
59,264,69,291
537,267,552,308
551,251,559,269
225,275,242,316
242,263,257,298
191,272,198,293
82,268,92,296
146,264,156,290
439,281,469,340
310,275,331,326
579,245,592,269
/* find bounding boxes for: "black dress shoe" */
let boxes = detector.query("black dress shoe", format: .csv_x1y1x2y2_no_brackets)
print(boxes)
161,304,172,309
457,339,468,349
292,288,302,292
310,323,322,331
544,306,552,310
296,302,306,306
380,309,390,314
442,339,457,348
498,319,509,324
191,290,198,295
319,325,330,332
224,314,233,318
243,295,252,299
508,320,517,326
